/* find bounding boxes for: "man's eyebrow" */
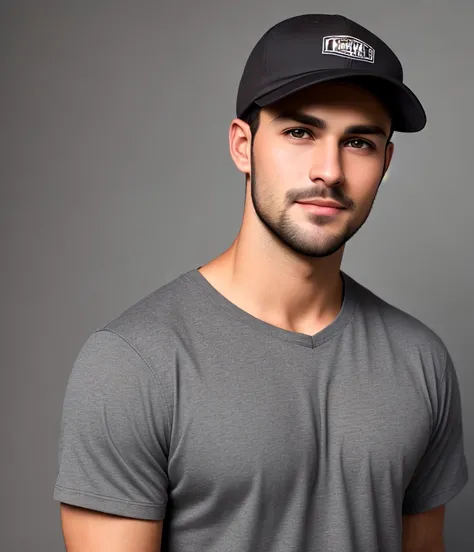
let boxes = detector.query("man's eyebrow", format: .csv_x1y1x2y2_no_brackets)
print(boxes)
344,124,387,138
271,111,387,138
271,111,327,130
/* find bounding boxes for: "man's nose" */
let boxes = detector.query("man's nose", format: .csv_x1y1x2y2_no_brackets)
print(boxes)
308,139,345,187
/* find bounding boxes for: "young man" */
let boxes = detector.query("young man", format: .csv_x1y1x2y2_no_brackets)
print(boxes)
54,14,469,552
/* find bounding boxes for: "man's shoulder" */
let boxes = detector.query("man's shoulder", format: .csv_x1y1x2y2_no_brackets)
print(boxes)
347,273,448,359
96,270,199,352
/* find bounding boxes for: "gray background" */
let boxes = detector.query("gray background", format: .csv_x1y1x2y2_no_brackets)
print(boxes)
2,1,473,550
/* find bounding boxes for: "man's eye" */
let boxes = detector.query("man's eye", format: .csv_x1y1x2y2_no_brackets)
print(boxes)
286,128,312,140
347,138,373,149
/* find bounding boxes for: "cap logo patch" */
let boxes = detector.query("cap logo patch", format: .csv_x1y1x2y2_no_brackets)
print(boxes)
322,35,375,63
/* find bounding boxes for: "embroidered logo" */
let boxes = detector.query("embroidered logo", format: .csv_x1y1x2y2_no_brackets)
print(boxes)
322,35,375,63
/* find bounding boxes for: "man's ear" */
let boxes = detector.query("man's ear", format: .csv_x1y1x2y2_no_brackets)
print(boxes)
229,118,252,175
381,141,394,183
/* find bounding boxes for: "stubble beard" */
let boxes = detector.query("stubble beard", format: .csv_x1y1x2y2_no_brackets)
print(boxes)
249,146,383,259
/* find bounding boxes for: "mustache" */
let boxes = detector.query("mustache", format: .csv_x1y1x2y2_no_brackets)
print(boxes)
286,187,353,209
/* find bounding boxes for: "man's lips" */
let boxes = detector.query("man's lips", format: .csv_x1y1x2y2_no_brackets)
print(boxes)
296,199,346,216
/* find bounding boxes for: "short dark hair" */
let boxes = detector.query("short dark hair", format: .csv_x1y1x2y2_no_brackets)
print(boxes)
240,104,261,144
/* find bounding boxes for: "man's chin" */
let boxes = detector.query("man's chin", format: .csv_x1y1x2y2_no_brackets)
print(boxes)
281,236,347,259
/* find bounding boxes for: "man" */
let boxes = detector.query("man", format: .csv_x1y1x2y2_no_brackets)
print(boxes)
53,14,469,552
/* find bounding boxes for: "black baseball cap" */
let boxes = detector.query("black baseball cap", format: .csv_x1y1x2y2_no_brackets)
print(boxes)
236,14,426,132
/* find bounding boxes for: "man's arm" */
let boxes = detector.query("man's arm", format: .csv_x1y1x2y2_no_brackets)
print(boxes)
60,504,163,552
54,331,170,548
402,504,445,552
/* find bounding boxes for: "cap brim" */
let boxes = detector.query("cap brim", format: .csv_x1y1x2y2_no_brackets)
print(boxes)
254,69,426,133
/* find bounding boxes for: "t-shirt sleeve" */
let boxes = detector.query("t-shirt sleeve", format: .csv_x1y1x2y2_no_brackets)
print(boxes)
402,348,469,514
53,329,170,520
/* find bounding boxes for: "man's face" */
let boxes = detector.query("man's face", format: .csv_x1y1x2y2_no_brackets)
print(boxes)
248,81,394,258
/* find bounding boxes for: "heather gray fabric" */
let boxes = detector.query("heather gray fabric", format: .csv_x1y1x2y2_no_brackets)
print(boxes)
53,269,469,552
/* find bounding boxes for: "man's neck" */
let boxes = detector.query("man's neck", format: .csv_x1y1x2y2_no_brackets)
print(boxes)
198,234,345,337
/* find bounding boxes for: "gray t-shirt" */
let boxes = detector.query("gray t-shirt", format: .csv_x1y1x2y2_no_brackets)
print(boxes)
53,269,469,551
